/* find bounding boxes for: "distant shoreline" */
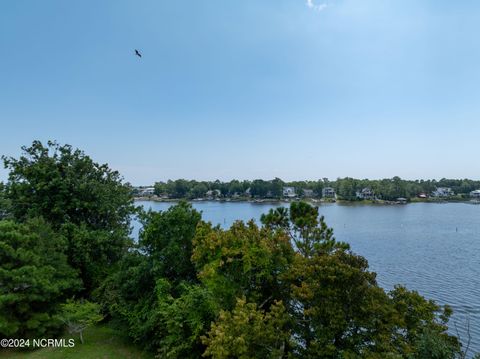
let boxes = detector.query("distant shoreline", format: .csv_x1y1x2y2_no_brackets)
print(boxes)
133,197,480,206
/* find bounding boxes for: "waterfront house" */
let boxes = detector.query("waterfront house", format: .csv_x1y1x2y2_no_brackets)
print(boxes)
302,189,314,198
283,186,296,198
206,189,221,198
356,187,375,200
322,187,336,198
417,193,428,199
470,189,480,199
396,197,407,204
431,187,454,198
139,187,155,196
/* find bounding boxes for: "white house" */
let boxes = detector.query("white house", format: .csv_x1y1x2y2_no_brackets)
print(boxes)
432,187,454,197
283,186,296,198
470,189,480,199
140,187,155,196
356,188,375,200
205,189,221,198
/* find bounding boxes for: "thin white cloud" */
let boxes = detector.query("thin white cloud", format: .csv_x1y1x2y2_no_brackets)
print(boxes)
306,0,328,11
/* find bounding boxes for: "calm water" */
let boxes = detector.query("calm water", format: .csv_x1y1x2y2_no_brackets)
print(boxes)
134,200,480,354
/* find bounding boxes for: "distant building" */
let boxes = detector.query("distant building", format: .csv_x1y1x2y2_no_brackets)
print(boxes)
245,188,251,197
206,189,221,198
417,193,428,199
139,187,155,196
322,187,336,198
470,189,480,199
356,187,375,200
283,186,296,198
302,189,314,198
396,197,407,204
432,187,454,198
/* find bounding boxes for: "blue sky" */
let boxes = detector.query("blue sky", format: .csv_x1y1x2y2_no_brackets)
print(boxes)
1,0,480,185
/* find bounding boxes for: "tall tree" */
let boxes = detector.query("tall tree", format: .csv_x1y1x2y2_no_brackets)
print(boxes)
139,201,202,286
260,202,460,358
0,219,80,338
3,141,134,231
270,177,284,198
2,141,136,295
99,202,213,357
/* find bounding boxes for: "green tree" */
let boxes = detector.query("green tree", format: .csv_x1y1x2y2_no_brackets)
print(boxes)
0,219,80,338
413,328,461,359
189,182,209,199
62,223,129,296
270,177,284,198
389,286,460,357
260,206,290,229
336,177,359,201
250,179,269,198
2,141,136,295
227,180,245,196
312,180,325,197
192,220,294,311
60,299,103,344
0,182,11,219
3,141,134,231
260,202,459,358
99,202,213,356
166,179,191,198
202,298,289,359
153,181,168,196
139,201,202,286
95,250,159,349
153,280,218,358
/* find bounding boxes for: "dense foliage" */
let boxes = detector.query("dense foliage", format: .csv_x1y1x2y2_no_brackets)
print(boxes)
0,182,11,220
149,176,480,201
99,202,216,357
2,141,136,295
0,140,135,349
100,201,464,358
0,219,79,338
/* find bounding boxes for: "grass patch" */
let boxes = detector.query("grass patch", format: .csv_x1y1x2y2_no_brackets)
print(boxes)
0,325,153,359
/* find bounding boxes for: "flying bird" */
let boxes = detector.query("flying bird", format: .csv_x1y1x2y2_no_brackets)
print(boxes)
135,49,142,58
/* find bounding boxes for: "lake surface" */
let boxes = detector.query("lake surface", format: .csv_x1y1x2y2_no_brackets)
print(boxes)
134,200,480,354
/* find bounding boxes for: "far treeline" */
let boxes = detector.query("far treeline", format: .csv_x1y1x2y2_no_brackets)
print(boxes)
144,177,480,201
1,141,479,358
